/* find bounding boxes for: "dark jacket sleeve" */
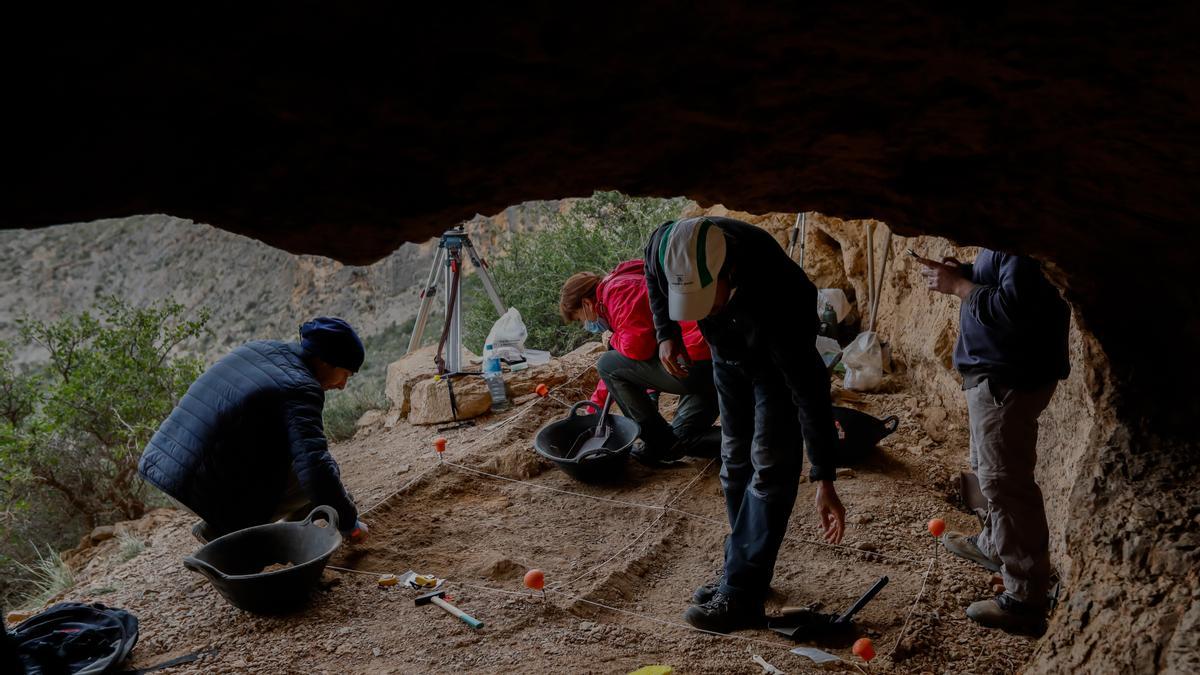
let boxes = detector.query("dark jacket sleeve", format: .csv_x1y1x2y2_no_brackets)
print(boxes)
643,222,685,347
963,253,1040,334
284,384,359,531
762,265,838,482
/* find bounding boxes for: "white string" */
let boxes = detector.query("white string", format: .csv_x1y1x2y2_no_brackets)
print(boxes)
451,578,800,652
358,354,602,516
476,354,602,435
547,458,717,591
440,459,929,567
442,460,707,516
339,349,937,666
360,463,442,516
889,552,937,656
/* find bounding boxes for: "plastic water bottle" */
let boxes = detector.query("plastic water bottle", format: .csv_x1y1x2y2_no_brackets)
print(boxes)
483,344,510,411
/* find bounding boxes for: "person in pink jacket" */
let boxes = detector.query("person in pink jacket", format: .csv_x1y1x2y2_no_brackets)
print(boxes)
560,260,720,463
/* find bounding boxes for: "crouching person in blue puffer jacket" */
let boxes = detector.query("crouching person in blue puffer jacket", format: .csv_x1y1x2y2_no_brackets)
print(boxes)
139,317,370,545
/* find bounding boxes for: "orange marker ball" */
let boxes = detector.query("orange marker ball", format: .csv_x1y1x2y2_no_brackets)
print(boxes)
434,437,447,454
535,383,549,397
852,637,876,662
523,568,545,591
927,517,946,537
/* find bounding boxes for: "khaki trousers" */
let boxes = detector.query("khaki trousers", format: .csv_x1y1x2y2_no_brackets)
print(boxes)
967,379,1056,604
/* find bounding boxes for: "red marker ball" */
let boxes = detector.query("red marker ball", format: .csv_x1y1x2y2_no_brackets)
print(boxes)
434,437,447,454
535,383,549,397
852,637,876,662
524,568,545,591
928,518,946,537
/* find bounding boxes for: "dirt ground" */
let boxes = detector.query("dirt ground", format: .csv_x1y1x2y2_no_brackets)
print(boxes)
41,363,1043,674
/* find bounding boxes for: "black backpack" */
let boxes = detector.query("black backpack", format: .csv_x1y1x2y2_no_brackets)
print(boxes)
832,406,899,467
9,602,138,674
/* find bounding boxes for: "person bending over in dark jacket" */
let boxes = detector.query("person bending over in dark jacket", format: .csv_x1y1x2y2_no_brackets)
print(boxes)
917,249,1070,636
645,216,846,633
559,259,721,463
139,317,369,544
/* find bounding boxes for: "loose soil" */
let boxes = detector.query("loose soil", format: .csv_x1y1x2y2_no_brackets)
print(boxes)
44,372,1040,674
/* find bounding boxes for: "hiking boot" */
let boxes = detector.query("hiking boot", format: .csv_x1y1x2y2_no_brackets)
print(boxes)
966,594,1048,636
683,591,764,633
691,572,725,605
191,520,217,545
630,439,685,466
942,531,1002,572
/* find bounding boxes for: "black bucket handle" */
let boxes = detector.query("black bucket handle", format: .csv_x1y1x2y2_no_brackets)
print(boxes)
880,416,900,438
183,555,226,582
301,505,340,531
568,400,598,417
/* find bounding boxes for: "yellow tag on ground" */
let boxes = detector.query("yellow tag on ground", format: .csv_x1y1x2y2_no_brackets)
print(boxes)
628,667,673,675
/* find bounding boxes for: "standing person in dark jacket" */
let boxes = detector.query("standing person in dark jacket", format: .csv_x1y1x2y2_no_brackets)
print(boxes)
139,317,369,544
918,249,1070,635
645,216,846,633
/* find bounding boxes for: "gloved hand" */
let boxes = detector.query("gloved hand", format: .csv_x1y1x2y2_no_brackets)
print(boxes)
347,519,369,544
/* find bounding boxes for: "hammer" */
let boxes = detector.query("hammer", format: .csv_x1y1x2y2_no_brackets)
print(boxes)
414,590,484,629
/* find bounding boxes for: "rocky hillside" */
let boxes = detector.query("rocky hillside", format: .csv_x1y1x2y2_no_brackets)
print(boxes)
0,201,569,365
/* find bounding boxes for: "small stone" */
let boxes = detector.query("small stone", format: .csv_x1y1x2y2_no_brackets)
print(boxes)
373,647,382,657
580,621,596,631
396,464,411,475
836,468,856,479
337,627,352,635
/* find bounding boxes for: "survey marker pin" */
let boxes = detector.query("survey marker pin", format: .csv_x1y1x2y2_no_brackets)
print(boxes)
524,568,545,601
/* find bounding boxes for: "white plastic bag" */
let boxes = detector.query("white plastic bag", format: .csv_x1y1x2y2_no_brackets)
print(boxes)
484,308,528,363
815,335,842,368
817,288,852,323
842,331,883,391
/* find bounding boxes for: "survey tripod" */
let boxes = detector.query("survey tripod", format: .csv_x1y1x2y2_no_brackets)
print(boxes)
406,227,506,376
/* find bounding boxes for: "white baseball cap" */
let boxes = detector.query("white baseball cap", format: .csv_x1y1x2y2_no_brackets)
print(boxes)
658,218,727,321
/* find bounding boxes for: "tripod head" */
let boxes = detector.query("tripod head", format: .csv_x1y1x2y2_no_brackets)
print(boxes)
439,227,470,250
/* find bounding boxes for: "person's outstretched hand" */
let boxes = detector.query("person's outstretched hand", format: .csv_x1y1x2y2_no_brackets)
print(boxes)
658,338,691,378
348,520,369,545
815,481,846,544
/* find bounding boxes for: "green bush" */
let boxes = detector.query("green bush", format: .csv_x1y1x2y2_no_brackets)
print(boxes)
463,191,688,355
323,388,389,442
0,298,208,529
0,297,207,604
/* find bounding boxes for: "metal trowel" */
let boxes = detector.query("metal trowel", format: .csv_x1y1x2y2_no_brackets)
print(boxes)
572,392,614,457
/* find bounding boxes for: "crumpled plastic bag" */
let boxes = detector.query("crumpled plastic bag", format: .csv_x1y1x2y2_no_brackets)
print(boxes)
815,335,842,368
842,331,883,391
484,307,528,362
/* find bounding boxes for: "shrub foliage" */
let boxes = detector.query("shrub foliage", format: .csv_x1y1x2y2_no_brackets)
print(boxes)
463,191,688,355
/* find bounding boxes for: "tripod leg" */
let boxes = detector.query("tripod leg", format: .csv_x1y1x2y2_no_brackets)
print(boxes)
444,250,465,373
407,246,445,354
463,240,507,316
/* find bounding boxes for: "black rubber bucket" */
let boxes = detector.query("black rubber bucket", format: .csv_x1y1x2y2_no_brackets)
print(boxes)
534,401,640,482
182,505,342,614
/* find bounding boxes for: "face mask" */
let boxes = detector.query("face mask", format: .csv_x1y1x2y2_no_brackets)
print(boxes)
583,317,610,334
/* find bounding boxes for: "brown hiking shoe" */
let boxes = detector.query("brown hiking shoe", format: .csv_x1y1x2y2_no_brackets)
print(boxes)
966,594,1048,636
942,531,1002,572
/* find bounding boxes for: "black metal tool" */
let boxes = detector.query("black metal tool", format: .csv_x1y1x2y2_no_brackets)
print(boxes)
769,576,889,645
